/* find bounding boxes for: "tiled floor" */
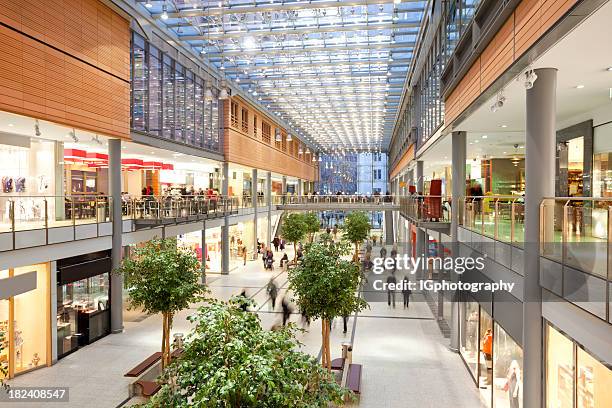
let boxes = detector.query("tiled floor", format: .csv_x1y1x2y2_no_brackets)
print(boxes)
7,244,483,408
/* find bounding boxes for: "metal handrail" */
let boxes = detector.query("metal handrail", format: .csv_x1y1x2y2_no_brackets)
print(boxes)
462,195,524,243
398,195,450,222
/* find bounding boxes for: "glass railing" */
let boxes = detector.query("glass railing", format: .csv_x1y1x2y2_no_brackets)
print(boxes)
399,195,450,222
540,198,610,279
0,195,113,233
462,196,525,246
123,195,238,221
280,194,396,205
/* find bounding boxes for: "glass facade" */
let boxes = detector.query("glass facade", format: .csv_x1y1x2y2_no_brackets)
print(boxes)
546,324,612,408
460,297,524,408
130,32,222,153
57,274,110,358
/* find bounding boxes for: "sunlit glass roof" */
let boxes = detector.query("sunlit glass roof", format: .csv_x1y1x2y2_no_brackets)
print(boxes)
141,0,427,153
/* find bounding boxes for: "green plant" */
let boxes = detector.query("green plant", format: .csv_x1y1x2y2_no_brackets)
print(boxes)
288,242,368,371
303,212,320,243
282,213,308,263
343,211,371,262
145,297,348,407
118,238,205,369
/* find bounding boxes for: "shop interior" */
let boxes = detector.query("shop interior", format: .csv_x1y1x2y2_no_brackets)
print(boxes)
0,263,50,378
0,111,222,231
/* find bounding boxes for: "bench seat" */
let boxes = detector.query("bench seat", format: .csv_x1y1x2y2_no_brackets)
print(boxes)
134,380,161,397
124,352,162,377
346,363,362,394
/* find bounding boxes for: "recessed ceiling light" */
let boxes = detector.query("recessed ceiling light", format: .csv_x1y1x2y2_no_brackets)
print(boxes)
575,85,585,89
481,135,488,139
8,123,13,127
503,151,507,154
500,124,508,128
606,67,612,72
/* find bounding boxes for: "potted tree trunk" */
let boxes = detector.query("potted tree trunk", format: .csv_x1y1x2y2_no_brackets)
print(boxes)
118,238,204,369
288,242,368,371
303,211,320,243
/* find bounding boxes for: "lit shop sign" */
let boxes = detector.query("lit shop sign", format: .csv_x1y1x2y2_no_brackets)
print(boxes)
63,149,174,171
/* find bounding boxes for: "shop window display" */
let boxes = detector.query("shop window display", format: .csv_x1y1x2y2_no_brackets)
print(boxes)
545,323,612,408
459,299,480,380
479,310,494,405
57,273,110,358
0,264,50,378
493,324,522,408
546,325,574,408
577,347,612,407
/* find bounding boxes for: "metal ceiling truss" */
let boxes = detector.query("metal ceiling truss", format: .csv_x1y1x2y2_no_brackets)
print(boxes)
138,0,428,152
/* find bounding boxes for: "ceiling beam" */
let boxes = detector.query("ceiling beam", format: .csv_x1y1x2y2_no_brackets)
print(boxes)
180,21,420,40
150,0,425,19
204,41,415,57
221,58,411,70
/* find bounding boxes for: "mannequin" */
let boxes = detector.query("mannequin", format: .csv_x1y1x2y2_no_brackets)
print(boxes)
505,360,522,408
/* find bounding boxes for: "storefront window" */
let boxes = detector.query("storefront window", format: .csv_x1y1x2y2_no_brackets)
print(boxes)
0,298,8,380
479,309,494,405
185,70,195,146
546,325,574,408
12,264,49,374
493,323,523,408
57,273,110,358
577,347,612,407
460,299,479,380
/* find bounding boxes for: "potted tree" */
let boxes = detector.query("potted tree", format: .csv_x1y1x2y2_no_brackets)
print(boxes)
282,213,308,263
118,238,204,369
303,212,320,243
343,211,371,263
288,242,368,371
145,298,349,407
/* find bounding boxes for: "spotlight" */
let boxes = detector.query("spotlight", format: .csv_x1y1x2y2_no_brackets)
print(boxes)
69,129,79,143
34,120,41,137
92,134,103,145
521,69,538,89
145,2,153,8
161,5,169,20
490,91,505,112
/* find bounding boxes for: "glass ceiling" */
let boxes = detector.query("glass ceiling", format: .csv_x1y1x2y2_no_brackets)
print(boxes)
141,0,427,153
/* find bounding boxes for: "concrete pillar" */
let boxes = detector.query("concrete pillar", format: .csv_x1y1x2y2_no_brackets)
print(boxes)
416,160,424,194
297,178,303,197
109,138,123,333
281,175,287,204
449,131,466,352
523,68,557,408
221,162,230,275
252,168,258,257
201,222,206,284
266,171,272,247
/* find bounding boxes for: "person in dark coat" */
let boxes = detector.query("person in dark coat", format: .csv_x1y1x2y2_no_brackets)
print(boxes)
402,276,412,309
272,236,280,251
266,278,278,310
281,298,293,326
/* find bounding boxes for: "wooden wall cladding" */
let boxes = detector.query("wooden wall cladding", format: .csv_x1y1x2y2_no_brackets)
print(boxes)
223,97,318,181
445,0,577,124
0,0,130,139
389,143,415,180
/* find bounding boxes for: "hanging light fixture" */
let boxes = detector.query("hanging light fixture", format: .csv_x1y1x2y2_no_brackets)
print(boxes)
275,129,282,142
161,5,169,20
298,146,303,155
286,133,292,142
218,80,229,100
204,86,214,101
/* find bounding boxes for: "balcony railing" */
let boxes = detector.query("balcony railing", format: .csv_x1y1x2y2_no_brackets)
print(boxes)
280,194,395,205
399,195,450,222
124,195,238,222
0,195,239,252
462,196,525,246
